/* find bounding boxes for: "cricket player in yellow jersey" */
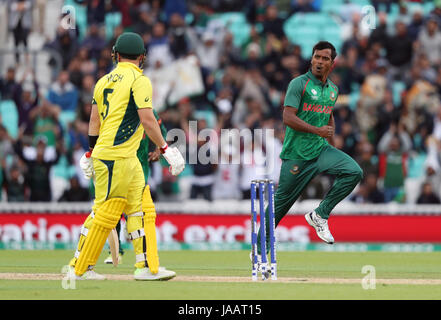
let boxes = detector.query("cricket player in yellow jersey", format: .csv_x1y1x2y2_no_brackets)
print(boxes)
69,32,185,280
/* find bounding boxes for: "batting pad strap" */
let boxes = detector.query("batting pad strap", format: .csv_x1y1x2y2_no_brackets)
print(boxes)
80,226,89,237
129,229,145,240
136,253,147,263
129,211,144,217
74,250,80,258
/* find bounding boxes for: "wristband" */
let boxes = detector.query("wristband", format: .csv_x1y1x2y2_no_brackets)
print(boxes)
89,135,98,151
159,144,168,154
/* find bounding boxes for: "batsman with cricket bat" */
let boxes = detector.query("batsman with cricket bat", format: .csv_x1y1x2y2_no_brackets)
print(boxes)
68,32,185,280
255,41,363,264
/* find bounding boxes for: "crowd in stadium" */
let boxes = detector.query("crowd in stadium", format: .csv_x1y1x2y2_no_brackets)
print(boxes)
1,0,441,204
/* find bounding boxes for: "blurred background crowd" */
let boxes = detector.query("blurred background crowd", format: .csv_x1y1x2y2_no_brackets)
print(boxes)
1,0,441,204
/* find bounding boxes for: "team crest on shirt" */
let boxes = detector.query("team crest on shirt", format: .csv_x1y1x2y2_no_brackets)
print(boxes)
330,91,336,101
290,165,300,175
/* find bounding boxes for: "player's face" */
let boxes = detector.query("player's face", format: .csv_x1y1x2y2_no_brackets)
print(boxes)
311,48,333,79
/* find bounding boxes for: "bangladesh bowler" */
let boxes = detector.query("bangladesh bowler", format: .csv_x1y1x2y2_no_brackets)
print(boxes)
257,41,363,254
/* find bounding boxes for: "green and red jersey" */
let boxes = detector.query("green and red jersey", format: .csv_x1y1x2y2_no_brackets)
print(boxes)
280,70,339,160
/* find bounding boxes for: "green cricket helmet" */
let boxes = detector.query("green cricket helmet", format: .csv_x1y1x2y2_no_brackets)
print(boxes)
112,32,146,68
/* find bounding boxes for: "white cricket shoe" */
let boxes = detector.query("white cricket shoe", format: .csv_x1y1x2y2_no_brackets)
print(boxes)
67,266,106,280
104,254,123,265
134,267,176,281
305,211,334,244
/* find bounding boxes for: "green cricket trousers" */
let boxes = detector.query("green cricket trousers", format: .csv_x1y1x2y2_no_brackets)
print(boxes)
257,145,363,253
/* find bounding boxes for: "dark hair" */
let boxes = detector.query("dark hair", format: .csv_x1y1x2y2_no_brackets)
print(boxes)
118,52,141,60
312,41,337,60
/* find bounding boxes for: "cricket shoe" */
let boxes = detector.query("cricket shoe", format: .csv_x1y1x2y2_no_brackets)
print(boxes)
305,210,334,244
104,254,123,265
134,267,176,281
67,266,106,280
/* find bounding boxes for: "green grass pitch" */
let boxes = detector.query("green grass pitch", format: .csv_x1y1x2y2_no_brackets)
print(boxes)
1,250,441,300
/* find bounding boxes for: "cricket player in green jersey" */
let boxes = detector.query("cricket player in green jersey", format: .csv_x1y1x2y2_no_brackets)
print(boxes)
256,41,363,258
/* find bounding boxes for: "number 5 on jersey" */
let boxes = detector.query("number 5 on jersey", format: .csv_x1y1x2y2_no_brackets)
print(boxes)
101,88,114,120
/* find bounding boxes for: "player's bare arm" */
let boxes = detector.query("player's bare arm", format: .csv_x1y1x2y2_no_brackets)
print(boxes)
89,104,100,137
283,106,333,138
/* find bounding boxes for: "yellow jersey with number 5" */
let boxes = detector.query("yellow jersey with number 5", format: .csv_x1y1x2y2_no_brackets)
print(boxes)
91,62,153,160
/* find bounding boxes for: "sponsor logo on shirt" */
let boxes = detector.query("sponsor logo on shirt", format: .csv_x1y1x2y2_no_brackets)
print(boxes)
302,102,333,114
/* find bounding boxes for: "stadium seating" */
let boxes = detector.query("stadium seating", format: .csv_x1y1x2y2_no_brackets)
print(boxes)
0,100,19,139
105,11,122,41
210,12,251,47
284,12,342,58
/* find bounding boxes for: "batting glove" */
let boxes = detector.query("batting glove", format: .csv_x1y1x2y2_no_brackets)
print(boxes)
161,145,185,176
79,151,94,180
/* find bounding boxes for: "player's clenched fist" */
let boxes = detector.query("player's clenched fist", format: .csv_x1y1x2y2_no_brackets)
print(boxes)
79,151,94,179
161,145,185,176
316,125,334,139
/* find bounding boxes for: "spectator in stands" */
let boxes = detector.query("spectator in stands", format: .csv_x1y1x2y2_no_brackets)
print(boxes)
407,8,425,42
87,0,106,26
77,47,97,76
290,0,317,14
80,74,95,108
189,29,224,72
48,30,79,70
133,4,154,36
58,176,90,202
356,58,388,136
29,99,61,148
246,0,269,24
378,122,412,202
16,76,39,135
371,0,392,13
0,124,14,170
368,11,388,49
416,16,441,67
47,70,79,112
8,0,33,64
416,181,441,204
385,21,413,80
0,67,22,102
81,24,107,61
14,136,61,201
168,12,189,59
4,165,26,202
356,141,378,179
212,143,241,200
147,21,174,69
189,119,217,201
396,2,412,26
350,172,385,204
339,122,358,158
164,0,188,23
219,31,242,67
262,4,285,40
67,57,84,89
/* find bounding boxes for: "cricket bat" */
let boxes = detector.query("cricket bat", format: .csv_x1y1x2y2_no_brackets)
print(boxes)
108,228,119,267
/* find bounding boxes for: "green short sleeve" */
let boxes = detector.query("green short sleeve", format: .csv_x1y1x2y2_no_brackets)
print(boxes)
284,77,306,109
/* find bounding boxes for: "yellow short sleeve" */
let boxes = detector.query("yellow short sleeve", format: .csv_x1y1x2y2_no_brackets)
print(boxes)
131,75,153,109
